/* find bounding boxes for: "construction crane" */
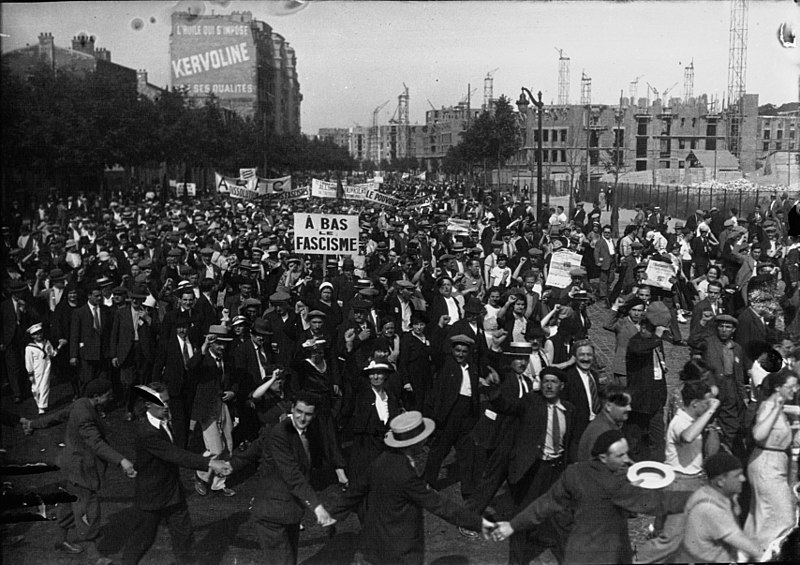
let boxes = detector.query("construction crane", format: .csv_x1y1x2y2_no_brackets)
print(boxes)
369,100,390,163
646,81,659,105
426,98,437,112
683,60,694,101
460,86,477,105
555,47,570,105
661,82,679,103
484,67,499,111
629,75,644,103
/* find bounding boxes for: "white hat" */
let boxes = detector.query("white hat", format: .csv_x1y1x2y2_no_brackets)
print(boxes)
384,411,435,448
26,323,43,335
319,281,334,291
143,295,157,308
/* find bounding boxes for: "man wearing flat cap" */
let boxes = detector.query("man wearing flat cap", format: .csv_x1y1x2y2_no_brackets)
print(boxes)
624,302,670,462
677,452,761,562
491,429,692,564
423,334,485,498
263,290,300,368
688,314,747,456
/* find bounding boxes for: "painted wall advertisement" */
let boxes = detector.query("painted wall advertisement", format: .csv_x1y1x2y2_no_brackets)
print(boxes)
170,16,255,100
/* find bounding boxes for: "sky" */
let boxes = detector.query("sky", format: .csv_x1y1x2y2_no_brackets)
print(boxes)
2,0,798,135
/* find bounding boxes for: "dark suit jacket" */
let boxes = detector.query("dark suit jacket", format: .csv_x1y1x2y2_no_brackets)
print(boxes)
490,389,577,482
734,307,774,369
263,310,300,368
429,356,481,423
110,306,156,364
31,398,124,491
151,336,194,399
562,366,601,445
689,297,726,335
328,450,481,565
397,332,433,390
0,298,28,348
625,332,668,414
195,293,219,336
187,351,232,428
70,303,112,361
230,418,320,525
132,418,211,511
51,300,78,344
161,307,203,347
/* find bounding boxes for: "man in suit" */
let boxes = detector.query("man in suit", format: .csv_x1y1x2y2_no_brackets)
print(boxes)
689,280,726,335
52,283,81,400
487,366,576,564
195,277,219,336
189,325,237,496
734,284,776,371
1,279,32,403
228,393,336,565
233,318,274,445
29,379,136,561
263,290,300,369
328,411,489,565
624,308,669,462
161,287,203,347
121,383,230,565
689,315,748,456
69,281,113,394
594,224,617,306
151,312,195,448
562,340,602,452
111,285,157,421
423,334,485,496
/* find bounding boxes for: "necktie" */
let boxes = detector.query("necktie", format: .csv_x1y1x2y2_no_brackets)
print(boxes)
161,420,174,443
551,404,561,453
518,375,529,396
588,373,601,414
299,431,311,461
258,348,268,372
93,306,101,331
182,340,190,367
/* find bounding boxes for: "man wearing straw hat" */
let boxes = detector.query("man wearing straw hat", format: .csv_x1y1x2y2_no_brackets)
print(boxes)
328,411,493,565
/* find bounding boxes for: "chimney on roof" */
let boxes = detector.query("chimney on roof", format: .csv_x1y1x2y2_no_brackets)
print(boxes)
71,33,95,55
38,32,55,69
94,47,111,62
137,69,148,91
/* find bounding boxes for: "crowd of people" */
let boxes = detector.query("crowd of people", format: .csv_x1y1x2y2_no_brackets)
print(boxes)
2,180,800,564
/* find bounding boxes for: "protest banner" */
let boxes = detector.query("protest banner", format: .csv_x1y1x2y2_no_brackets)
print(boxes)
363,188,402,208
176,182,196,197
267,186,309,202
311,179,338,199
216,173,292,199
545,250,584,289
644,260,675,290
446,218,471,235
294,213,360,255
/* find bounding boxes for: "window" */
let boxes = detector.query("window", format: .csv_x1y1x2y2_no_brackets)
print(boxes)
543,130,550,143
678,160,685,169
763,142,770,152
560,149,566,162
777,130,783,140
776,142,782,151
552,150,559,162
678,139,686,149
561,129,567,142
764,130,771,140
690,140,697,150
543,150,549,162
533,130,540,143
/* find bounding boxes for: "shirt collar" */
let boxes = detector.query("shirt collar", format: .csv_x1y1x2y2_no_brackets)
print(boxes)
146,411,165,430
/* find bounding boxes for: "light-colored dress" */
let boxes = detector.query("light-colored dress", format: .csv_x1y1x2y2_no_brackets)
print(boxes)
744,398,796,553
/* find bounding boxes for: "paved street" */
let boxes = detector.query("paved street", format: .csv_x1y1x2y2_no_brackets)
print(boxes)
2,295,688,565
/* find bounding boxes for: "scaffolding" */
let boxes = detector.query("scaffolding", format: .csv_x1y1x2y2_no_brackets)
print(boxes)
556,48,570,105
726,0,748,157
483,68,498,112
683,60,694,102
580,72,591,106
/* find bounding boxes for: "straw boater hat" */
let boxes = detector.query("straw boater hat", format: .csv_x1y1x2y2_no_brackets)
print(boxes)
134,384,166,407
504,342,533,357
364,360,392,374
384,411,436,448
26,322,43,335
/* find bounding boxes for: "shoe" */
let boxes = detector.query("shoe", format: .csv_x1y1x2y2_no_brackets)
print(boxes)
55,541,84,554
676,313,688,324
214,487,236,497
194,478,208,496
458,526,479,539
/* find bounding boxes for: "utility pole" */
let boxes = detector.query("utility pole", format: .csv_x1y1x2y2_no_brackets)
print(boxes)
611,91,624,237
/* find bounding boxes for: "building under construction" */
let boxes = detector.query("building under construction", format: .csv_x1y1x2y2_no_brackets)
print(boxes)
514,92,760,186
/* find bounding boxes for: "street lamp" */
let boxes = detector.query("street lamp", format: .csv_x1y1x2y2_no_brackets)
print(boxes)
516,88,544,225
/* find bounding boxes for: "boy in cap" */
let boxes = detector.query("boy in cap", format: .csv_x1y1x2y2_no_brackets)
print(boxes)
677,452,761,562
25,322,57,414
